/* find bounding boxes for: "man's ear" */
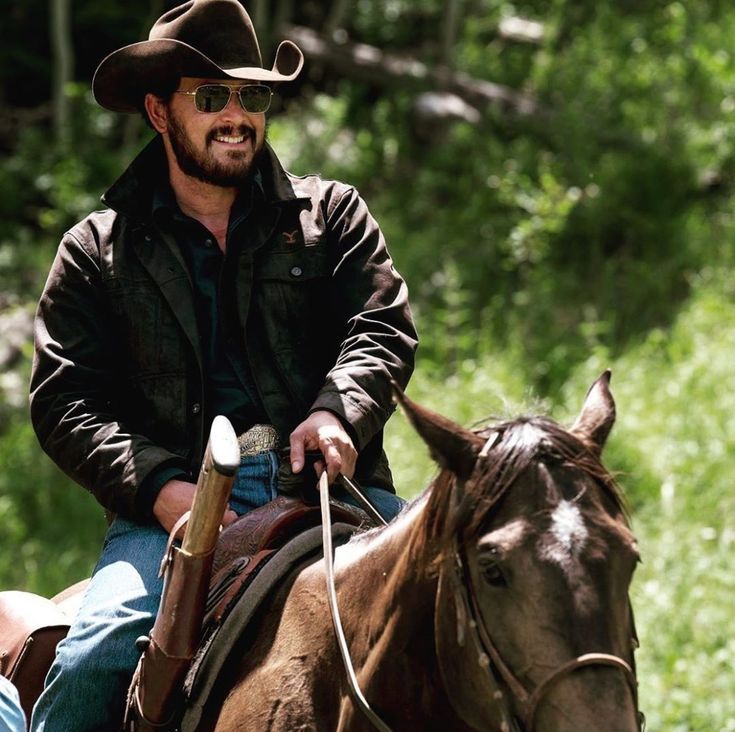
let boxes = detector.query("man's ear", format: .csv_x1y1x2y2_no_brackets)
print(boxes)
144,93,168,134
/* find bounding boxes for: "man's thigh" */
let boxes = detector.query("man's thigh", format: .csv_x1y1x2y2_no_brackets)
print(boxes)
30,519,168,730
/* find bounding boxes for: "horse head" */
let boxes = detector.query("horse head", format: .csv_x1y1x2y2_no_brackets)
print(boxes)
395,372,642,732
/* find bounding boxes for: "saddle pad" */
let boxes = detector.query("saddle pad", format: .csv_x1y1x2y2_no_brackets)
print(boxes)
180,522,358,731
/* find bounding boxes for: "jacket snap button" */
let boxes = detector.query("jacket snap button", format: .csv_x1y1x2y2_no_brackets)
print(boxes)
191,403,201,415
290,266,303,278
204,239,214,248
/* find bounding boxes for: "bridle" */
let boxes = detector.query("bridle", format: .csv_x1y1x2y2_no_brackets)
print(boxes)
446,541,644,731
433,429,645,731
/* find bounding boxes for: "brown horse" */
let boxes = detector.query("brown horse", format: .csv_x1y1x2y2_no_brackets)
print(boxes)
208,372,642,731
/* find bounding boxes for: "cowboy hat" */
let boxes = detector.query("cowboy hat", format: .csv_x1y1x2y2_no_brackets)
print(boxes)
93,0,304,113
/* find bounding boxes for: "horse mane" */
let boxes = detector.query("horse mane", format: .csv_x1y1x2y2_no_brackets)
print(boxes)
411,414,629,570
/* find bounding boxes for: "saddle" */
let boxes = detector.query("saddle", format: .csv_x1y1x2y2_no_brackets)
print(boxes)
204,495,367,628
0,591,72,721
0,495,368,726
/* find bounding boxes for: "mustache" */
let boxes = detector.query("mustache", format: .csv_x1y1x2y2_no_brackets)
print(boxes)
207,125,256,143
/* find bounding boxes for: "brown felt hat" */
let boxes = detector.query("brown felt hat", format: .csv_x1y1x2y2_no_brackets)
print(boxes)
92,0,303,113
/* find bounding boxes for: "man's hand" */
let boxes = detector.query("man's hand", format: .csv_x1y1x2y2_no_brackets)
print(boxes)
153,478,238,539
289,410,357,483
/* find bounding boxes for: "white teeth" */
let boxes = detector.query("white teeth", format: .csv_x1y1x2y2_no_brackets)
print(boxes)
215,135,245,144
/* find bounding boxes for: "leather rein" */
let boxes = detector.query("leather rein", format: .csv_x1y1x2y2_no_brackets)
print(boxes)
318,472,392,732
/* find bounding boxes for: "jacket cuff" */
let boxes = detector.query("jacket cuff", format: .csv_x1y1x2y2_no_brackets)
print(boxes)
135,463,190,523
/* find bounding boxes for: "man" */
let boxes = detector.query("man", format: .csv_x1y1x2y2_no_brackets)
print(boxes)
28,0,417,728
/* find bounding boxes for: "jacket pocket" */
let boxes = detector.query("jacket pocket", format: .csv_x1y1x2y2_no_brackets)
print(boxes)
105,276,188,377
251,247,337,409
254,248,331,350
123,371,189,445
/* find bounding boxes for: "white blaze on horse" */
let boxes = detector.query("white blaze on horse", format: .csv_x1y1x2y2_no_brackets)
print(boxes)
208,371,642,732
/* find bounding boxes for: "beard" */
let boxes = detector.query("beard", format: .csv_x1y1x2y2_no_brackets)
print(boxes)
166,107,266,187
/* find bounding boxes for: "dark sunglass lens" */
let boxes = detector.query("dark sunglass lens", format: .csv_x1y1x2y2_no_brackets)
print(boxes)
238,86,272,113
195,85,231,113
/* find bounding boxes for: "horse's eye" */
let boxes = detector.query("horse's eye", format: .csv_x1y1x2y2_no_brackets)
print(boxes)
478,551,507,587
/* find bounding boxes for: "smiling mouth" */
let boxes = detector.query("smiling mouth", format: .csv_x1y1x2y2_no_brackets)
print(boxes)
211,127,254,146
214,134,248,144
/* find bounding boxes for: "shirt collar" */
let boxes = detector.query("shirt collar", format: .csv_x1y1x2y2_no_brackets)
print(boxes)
151,170,264,230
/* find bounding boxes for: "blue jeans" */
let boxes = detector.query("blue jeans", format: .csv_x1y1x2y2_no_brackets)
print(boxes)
0,676,26,732
30,453,403,731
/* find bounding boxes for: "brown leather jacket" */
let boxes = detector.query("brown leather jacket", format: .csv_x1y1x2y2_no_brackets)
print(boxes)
30,138,417,520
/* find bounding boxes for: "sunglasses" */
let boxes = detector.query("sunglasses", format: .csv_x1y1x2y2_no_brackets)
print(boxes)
175,83,273,114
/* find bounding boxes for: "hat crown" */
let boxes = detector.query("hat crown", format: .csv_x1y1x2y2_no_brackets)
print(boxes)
150,0,262,70
92,0,303,113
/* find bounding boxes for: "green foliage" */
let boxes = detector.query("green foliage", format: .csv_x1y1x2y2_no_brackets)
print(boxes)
0,84,148,297
2,0,735,727
564,270,735,730
0,412,105,595
269,1,735,399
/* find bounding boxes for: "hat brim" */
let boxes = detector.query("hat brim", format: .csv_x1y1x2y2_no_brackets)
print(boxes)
93,39,303,113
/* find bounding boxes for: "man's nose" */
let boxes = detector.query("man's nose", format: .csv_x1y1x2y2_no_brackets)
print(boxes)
218,89,248,119
225,89,242,111
216,87,261,128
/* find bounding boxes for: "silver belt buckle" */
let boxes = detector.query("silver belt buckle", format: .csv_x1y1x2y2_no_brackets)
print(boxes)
236,424,280,457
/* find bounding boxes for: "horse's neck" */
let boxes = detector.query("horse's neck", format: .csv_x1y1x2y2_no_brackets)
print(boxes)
328,498,473,727
334,496,433,599
332,498,439,674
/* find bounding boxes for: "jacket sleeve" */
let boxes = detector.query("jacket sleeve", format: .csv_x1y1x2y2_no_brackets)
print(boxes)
29,227,187,520
309,185,418,450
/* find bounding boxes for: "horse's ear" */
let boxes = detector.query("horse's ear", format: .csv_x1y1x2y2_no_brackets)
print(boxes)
391,381,485,480
570,369,616,454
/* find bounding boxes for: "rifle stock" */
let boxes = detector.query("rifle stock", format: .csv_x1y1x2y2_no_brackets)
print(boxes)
183,416,240,555
126,416,239,730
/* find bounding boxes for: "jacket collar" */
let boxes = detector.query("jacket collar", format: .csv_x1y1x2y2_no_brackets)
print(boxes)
102,135,306,222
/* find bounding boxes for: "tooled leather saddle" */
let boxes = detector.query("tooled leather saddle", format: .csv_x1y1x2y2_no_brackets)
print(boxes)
204,495,367,630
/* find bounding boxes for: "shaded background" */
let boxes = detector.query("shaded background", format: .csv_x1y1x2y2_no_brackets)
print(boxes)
1,1,734,728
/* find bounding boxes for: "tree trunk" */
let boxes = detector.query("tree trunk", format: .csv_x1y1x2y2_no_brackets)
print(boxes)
273,0,295,37
323,0,351,40
284,25,539,117
441,0,463,70
50,0,73,147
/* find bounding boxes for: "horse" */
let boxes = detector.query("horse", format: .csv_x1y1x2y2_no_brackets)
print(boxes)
204,371,642,731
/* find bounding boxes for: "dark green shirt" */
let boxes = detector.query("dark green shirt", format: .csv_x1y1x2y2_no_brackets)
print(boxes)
139,177,270,514
152,177,269,434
